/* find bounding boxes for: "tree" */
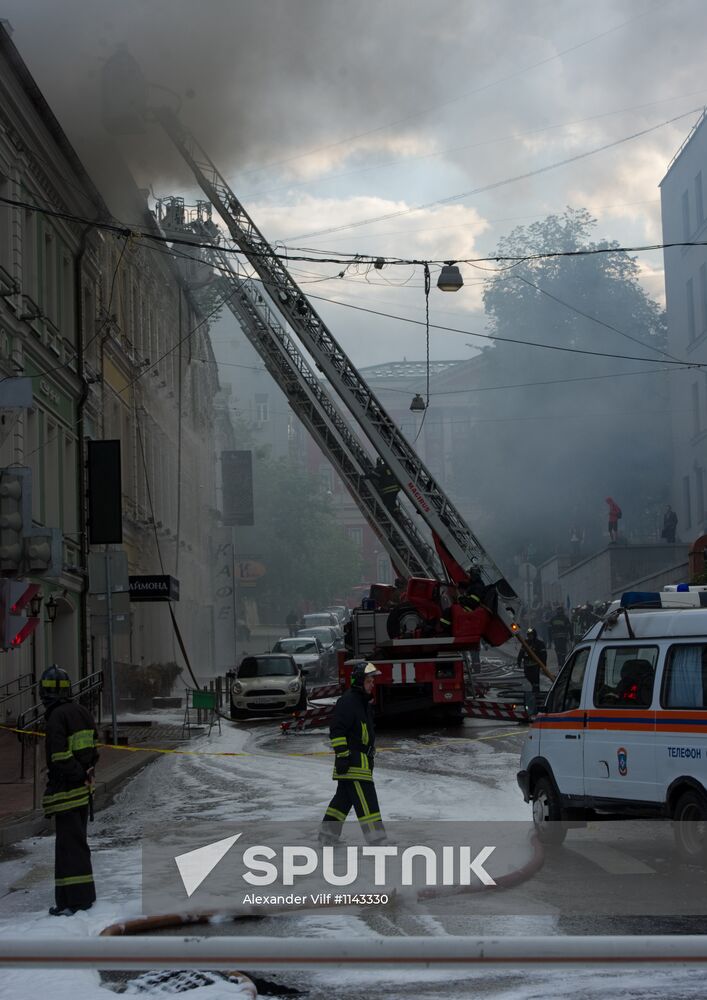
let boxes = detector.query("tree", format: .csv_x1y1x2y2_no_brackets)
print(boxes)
251,456,363,618
458,208,670,566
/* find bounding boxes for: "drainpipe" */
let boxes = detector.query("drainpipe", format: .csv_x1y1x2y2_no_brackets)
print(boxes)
75,226,92,679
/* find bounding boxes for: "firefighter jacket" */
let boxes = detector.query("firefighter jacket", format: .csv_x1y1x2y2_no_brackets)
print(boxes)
517,637,547,686
329,687,375,782
549,612,571,645
43,700,99,817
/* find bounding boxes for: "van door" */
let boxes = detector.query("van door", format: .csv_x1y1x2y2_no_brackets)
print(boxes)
535,646,590,799
583,644,659,806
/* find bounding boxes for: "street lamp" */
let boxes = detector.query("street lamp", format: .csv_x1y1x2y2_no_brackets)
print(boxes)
45,594,58,624
28,591,43,618
437,263,464,292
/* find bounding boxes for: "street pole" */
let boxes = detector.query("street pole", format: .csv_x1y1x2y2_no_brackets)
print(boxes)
31,625,39,811
105,549,118,745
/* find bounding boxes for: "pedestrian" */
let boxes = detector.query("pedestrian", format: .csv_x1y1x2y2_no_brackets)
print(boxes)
569,524,583,561
318,661,386,846
40,664,99,916
285,609,299,637
517,627,547,718
548,605,572,668
605,496,622,543
662,505,678,544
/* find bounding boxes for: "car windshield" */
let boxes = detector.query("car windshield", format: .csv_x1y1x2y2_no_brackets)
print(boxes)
238,656,297,678
272,639,318,655
298,627,335,645
303,614,335,627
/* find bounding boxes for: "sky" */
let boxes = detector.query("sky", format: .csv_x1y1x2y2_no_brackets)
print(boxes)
2,0,705,371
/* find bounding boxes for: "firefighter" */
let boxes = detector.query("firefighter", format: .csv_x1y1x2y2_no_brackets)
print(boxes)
548,605,572,668
517,627,546,718
40,664,99,916
318,661,386,845
374,457,399,513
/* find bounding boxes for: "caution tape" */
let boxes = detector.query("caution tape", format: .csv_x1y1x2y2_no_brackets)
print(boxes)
0,721,522,759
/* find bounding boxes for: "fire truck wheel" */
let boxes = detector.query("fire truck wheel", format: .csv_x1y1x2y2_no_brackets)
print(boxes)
532,776,567,845
386,603,424,639
673,788,707,861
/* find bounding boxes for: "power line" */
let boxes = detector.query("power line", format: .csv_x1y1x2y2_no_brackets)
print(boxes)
305,291,696,368
287,107,702,241
235,1,667,179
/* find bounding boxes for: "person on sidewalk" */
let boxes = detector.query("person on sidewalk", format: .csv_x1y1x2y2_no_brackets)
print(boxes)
549,605,572,668
605,496,622,544
662,505,678,544
40,664,99,916
318,661,386,845
285,610,299,637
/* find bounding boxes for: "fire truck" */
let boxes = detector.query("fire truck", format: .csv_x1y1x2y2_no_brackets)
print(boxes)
102,52,523,722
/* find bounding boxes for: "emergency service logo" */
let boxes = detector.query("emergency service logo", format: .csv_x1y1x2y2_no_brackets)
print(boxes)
617,746,628,776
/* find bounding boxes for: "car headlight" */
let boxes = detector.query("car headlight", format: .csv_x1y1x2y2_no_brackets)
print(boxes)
288,680,300,692
232,682,242,695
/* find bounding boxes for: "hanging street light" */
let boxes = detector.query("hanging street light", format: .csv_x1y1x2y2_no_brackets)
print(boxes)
45,595,58,624
410,393,427,412
437,263,464,292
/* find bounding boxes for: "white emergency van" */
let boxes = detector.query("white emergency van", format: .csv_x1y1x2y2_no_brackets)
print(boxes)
518,588,707,858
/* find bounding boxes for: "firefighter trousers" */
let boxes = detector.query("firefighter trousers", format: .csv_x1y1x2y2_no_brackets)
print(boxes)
54,804,96,910
320,779,386,843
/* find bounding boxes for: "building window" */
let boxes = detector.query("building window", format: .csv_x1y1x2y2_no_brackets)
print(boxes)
22,207,37,302
684,474,692,530
697,467,705,524
255,393,269,423
376,553,392,584
696,171,704,228
693,382,701,436
63,435,77,534
43,230,56,324
348,526,363,549
700,264,707,336
683,190,691,240
687,277,696,342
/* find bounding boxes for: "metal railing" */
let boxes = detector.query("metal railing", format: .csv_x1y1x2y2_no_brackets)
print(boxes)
0,672,36,708
2,934,707,969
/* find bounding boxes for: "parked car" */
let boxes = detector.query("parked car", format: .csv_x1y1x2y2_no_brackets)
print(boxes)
271,636,324,678
230,653,306,720
296,625,341,674
301,612,342,638
325,605,350,624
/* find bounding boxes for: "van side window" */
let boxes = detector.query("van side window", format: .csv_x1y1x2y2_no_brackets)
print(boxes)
662,644,707,708
545,647,589,713
593,646,658,709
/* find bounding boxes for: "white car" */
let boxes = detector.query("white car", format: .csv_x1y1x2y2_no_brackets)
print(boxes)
271,637,323,677
325,605,350,624
230,654,306,719
296,626,340,673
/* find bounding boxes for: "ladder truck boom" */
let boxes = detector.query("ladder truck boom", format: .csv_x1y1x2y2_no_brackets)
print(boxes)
156,108,517,619
160,200,438,579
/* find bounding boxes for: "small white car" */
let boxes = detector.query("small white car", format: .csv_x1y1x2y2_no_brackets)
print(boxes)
302,612,342,639
230,653,306,719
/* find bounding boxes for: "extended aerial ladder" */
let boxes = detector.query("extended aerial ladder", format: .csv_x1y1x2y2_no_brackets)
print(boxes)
156,197,438,580
155,109,517,622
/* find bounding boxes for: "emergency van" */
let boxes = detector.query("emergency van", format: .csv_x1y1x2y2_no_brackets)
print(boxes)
518,588,707,858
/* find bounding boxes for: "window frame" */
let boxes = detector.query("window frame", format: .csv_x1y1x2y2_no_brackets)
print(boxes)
660,643,707,710
544,646,590,714
592,644,659,710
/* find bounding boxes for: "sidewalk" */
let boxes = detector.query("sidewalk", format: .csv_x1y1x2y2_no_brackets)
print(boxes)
0,716,197,848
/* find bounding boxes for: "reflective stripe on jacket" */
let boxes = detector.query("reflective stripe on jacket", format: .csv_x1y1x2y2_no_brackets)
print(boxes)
43,700,99,817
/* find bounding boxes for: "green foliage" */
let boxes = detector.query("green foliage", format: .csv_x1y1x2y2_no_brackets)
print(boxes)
252,456,364,615
460,208,670,565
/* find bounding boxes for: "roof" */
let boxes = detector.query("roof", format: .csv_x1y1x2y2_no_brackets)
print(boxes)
585,607,707,642
360,360,466,380
660,107,707,186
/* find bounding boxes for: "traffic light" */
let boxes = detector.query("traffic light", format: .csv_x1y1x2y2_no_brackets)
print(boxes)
25,527,62,578
0,580,40,650
0,468,31,576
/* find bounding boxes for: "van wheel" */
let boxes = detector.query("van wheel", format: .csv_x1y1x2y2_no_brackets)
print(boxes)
532,776,568,845
673,789,707,861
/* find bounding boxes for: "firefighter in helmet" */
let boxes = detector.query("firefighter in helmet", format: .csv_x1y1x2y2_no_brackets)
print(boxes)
40,664,99,916
319,661,386,845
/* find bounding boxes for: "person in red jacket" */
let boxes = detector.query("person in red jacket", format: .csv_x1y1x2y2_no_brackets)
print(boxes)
605,497,622,543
